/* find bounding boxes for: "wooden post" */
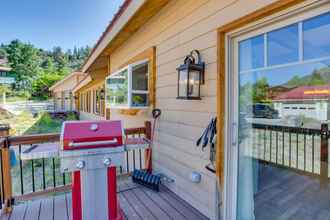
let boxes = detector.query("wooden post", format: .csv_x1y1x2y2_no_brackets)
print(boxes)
320,123,328,188
106,108,111,120
144,121,152,173
0,124,13,213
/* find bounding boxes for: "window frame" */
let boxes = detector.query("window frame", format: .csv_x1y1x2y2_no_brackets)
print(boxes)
105,59,150,109
235,3,330,75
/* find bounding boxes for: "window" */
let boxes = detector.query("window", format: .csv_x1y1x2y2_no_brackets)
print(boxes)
105,60,149,108
93,88,102,115
267,24,299,65
239,35,264,71
303,11,330,60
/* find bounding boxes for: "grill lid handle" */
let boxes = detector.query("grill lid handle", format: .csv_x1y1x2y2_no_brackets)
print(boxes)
68,139,118,148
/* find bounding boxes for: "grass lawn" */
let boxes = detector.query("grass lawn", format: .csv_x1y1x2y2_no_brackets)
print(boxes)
0,111,40,136
1,111,77,136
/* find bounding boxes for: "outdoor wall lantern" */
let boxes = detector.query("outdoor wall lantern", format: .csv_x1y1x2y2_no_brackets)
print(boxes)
176,50,205,100
100,88,105,100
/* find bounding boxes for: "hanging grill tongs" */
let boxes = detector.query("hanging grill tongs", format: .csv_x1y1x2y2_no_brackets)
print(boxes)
196,117,217,173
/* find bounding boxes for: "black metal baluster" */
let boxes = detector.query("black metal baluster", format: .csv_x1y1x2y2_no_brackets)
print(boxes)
125,134,129,173
126,151,129,173
289,132,292,167
52,158,56,188
0,145,4,206
303,134,306,171
19,145,24,194
296,133,299,169
42,158,46,190
270,129,272,162
31,159,35,192
312,134,315,173
132,134,136,170
263,129,266,160
276,131,278,164
139,149,142,169
139,133,142,169
282,130,285,165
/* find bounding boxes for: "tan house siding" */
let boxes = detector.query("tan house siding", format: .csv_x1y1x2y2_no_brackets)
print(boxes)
103,0,280,219
76,80,106,120
76,0,292,218
51,73,86,111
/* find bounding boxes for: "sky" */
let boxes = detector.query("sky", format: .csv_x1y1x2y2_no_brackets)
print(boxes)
0,0,123,51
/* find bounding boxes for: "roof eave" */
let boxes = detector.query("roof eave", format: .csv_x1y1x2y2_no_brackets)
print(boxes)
49,72,86,91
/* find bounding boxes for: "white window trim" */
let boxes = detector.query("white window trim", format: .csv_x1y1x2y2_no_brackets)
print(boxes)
105,59,150,109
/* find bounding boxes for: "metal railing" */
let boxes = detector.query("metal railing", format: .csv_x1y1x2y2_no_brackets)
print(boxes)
0,121,151,213
248,122,329,186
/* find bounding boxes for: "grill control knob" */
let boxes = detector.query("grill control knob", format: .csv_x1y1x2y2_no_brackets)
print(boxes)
76,161,85,169
103,158,111,166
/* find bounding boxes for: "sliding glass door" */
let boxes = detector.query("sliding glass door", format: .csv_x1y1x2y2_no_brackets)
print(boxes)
229,5,330,220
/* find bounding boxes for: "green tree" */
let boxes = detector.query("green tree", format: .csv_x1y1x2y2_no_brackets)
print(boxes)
0,48,7,60
252,77,270,103
1,39,91,100
0,84,11,104
32,72,62,100
5,40,42,90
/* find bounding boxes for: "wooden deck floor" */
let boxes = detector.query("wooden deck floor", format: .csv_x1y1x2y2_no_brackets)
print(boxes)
255,163,330,220
0,179,208,220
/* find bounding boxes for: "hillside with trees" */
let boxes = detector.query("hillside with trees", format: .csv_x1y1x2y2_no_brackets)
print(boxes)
285,67,330,88
240,66,330,106
0,40,91,100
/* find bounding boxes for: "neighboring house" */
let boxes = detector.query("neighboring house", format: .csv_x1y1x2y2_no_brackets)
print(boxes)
274,85,330,121
267,85,293,100
0,66,14,104
49,72,86,111
0,66,14,85
72,1,330,219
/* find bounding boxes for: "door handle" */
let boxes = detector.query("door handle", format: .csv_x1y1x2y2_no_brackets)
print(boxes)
231,122,238,146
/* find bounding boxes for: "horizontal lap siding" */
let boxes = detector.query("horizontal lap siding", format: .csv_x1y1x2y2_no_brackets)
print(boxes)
109,0,277,219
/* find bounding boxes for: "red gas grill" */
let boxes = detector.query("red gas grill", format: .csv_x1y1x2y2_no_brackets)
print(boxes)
60,120,125,220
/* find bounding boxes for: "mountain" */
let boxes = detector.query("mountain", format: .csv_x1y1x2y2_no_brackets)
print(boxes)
283,66,330,88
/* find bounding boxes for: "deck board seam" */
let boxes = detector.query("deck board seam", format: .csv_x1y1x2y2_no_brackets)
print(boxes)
65,194,69,220
130,189,158,220
52,196,55,220
37,200,42,220
140,188,176,220
121,191,144,220
156,189,193,219
141,187,189,220
161,186,209,220
22,204,28,220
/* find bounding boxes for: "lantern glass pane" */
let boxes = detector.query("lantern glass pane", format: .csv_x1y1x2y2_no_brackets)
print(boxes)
188,70,200,97
178,69,188,97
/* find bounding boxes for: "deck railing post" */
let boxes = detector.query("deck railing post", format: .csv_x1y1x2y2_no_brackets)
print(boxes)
144,121,152,173
0,124,13,213
320,123,329,188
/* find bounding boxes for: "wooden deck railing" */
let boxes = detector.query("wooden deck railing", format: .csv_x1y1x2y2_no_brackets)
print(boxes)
0,121,151,214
